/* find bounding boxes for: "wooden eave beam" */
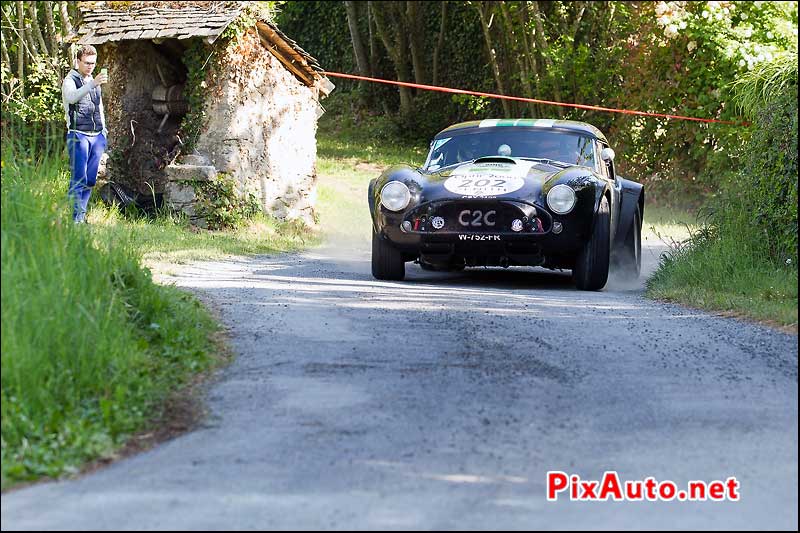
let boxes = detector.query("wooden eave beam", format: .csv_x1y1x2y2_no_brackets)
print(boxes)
255,21,315,87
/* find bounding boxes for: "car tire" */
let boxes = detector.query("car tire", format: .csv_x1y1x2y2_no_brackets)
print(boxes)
573,195,610,291
615,204,642,280
372,229,405,280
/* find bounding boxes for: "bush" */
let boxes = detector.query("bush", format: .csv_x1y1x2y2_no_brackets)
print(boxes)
193,173,261,230
713,52,798,265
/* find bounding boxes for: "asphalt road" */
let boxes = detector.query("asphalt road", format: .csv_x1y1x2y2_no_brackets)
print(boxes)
2,241,797,530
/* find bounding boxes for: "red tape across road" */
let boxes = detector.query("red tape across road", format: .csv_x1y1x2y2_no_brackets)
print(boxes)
323,71,749,127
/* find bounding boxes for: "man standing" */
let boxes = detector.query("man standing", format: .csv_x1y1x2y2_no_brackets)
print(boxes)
62,44,108,223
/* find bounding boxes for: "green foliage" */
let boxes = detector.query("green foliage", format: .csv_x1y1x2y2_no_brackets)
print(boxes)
613,1,797,201
1,1,73,126
731,50,798,117
178,39,213,154
646,219,798,327
276,0,492,141
193,174,261,230
278,1,797,200
2,55,66,123
276,1,356,75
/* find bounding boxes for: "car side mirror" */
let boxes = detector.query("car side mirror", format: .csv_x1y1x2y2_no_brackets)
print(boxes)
601,147,616,162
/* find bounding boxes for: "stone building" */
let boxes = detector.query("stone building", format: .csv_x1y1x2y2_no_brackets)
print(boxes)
76,1,332,225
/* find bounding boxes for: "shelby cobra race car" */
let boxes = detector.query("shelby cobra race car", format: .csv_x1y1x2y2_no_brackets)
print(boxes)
368,119,644,290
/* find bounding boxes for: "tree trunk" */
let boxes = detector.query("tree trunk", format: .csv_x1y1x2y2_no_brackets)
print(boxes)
18,1,39,58
567,2,588,105
344,1,370,77
1,28,11,98
571,1,588,49
405,1,426,85
530,1,563,117
371,1,413,116
1,32,11,102
1,29,10,69
500,2,535,116
516,4,542,116
28,1,49,56
16,1,26,96
476,2,511,117
43,1,59,56
394,16,414,114
431,1,447,86
367,1,378,76
344,0,371,107
58,0,73,38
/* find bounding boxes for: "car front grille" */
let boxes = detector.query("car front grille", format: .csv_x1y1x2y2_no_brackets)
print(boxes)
405,199,551,235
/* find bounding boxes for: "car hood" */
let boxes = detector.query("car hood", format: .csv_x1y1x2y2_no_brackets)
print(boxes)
417,158,581,203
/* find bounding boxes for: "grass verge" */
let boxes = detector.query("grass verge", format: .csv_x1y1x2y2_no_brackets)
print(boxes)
88,205,318,271
646,226,798,332
1,131,317,490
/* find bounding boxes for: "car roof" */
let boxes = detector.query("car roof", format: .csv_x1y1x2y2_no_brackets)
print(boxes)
437,119,608,143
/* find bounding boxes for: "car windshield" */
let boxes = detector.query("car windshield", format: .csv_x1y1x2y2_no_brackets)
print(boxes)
424,128,596,171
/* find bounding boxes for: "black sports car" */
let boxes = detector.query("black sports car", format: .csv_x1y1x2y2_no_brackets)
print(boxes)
368,119,644,290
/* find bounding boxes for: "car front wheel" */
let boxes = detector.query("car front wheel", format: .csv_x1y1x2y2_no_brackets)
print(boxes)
573,196,610,291
372,228,405,280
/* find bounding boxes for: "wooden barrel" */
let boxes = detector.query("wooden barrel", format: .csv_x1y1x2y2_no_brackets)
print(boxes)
153,101,170,114
152,84,188,116
166,84,184,102
151,85,168,101
153,100,188,115
166,101,188,115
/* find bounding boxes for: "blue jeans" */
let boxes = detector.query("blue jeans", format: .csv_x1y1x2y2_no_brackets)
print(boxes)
67,131,107,222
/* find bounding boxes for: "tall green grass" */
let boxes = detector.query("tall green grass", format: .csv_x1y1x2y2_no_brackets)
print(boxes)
88,203,317,267
646,224,798,328
1,136,220,488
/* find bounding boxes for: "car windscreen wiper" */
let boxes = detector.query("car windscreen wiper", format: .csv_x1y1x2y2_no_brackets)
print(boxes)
517,157,571,167
424,159,476,172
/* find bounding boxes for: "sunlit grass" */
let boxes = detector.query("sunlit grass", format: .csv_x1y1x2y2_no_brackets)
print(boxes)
647,228,798,330
1,143,223,488
316,115,425,244
643,203,699,244
86,203,319,266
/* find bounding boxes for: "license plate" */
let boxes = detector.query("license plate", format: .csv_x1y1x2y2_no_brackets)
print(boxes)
457,234,501,241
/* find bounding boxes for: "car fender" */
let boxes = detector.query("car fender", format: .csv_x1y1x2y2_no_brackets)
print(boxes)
370,165,424,232
368,178,377,231
594,183,615,244
613,176,644,248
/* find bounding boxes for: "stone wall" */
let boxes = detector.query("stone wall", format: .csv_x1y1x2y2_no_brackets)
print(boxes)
192,29,320,226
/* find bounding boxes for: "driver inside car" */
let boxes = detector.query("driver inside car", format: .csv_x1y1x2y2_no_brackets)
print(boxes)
456,136,484,162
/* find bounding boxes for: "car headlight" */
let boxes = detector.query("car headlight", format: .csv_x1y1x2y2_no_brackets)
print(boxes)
547,184,577,214
380,181,411,211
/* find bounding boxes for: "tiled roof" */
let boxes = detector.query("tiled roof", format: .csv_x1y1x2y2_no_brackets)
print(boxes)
75,1,327,88
77,2,244,45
